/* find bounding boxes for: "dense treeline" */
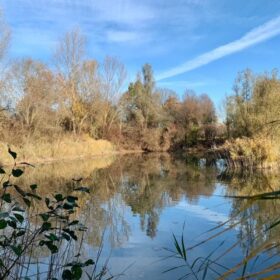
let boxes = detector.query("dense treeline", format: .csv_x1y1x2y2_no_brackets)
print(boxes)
0,23,218,153
3,14,279,164
223,69,280,167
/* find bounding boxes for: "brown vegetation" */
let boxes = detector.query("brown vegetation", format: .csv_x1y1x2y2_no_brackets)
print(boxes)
0,15,219,159
217,69,280,168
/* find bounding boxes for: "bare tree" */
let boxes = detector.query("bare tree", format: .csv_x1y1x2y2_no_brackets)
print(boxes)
99,56,127,137
12,59,56,137
54,28,85,82
54,28,86,134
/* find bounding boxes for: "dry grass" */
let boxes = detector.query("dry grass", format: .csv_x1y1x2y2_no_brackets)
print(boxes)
0,134,115,165
222,136,280,169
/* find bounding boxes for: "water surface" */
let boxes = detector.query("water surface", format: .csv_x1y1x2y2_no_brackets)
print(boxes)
20,153,280,279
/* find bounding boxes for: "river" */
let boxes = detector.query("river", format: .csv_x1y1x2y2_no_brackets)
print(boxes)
16,153,280,279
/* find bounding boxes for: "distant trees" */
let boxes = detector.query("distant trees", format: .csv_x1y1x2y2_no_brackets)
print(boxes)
53,29,127,138
12,59,56,135
120,64,217,151
0,11,218,152
161,90,217,149
120,64,170,151
225,69,280,139
222,69,280,168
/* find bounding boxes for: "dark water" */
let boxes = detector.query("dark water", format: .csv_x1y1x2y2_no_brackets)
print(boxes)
19,153,280,279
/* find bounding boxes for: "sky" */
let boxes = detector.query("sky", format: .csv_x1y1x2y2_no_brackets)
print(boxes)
2,0,280,112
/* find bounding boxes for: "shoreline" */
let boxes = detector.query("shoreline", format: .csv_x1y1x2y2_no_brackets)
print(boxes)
1,149,144,167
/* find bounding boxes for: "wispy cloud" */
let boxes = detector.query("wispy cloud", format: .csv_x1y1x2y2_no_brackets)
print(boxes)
156,16,280,80
157,80,207,88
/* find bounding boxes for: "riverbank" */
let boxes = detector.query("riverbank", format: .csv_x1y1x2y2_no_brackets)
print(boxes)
205,137,280,170
0,135,143,166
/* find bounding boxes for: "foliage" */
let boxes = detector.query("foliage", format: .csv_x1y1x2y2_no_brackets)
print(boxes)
222,137,280,168
120,66,218,151
0,7,219,152
0,148,111,279
225,69,280,139
218,69,280,168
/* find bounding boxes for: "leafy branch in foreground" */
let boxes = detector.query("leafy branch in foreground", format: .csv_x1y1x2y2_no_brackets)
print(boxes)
0,148,110,279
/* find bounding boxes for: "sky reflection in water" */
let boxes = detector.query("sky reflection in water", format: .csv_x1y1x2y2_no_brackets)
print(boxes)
20,153,280,279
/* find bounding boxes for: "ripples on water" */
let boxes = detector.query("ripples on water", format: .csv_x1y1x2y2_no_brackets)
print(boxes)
17,153,280,279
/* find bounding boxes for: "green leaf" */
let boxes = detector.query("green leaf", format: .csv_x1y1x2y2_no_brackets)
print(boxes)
2,193,11,203
12,206,24,212
12,169,24,178
45,233,59,242
62,269,72,280
10,245,22,256
181,234,187,261
63,229,77,240
30,184,37,190
0,219,7,229
45,197,53,210
14,213,24,224
71,265,82,280
16,230,26,237
46,242,58,254
67,196,78,203
41,222,52,232
62,233,71,241
3,181,11,188
63,203,74,210
39,213,50,222
54,194,64,202
173,233,183,259
84,259,95,266
7,220,17,229
8,147,17,160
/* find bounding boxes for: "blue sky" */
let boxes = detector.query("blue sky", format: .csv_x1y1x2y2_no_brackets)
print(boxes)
2,0,280,111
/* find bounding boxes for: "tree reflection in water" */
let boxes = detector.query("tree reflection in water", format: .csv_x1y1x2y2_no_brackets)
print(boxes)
15,153,280,278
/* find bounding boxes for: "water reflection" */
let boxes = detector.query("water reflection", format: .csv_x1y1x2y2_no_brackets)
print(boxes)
16,153,280,279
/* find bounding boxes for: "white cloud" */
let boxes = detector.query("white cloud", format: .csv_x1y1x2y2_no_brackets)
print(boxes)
176,200,229,224
156,16,280,81
91,1,155,25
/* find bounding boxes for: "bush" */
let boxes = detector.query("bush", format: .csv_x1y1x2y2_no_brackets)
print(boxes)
223,137,280,168
0,148,111,279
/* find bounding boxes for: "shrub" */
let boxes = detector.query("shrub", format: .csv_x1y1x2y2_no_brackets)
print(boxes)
0,148,110,279
223,137,280,168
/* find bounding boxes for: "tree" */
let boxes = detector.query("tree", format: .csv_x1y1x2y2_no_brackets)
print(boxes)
225,69,280,139
142,63,155,95
54,29,87,134
98,56,127,138
12,59,57,137
119,64,171,150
